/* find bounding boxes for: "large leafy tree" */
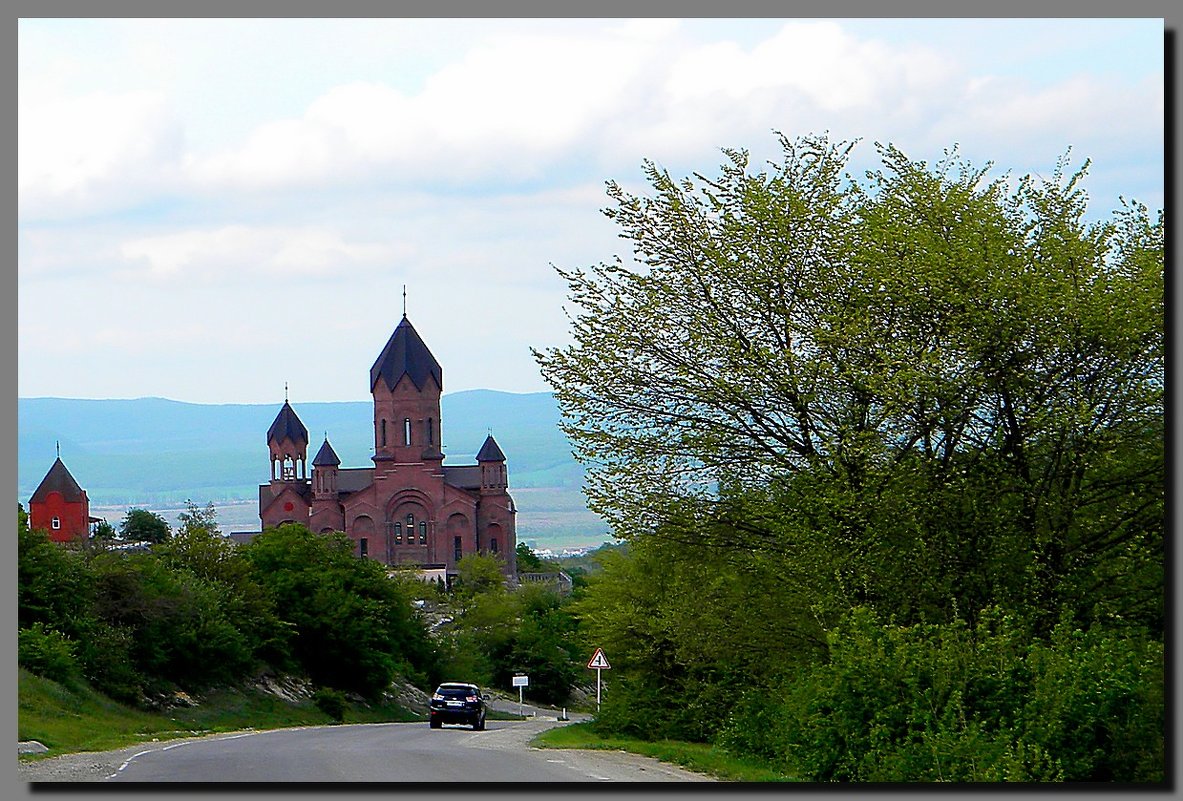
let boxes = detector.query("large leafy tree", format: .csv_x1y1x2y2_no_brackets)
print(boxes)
534,133,1163,632
119,508,171,544
242,524,438,697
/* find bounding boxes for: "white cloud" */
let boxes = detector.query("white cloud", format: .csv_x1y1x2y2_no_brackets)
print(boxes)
16,19,1164,404
18,20,1162,217
117,226,411,285
18,88,185,218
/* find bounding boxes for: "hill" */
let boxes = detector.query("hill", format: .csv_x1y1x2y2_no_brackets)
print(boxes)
18,391,610,549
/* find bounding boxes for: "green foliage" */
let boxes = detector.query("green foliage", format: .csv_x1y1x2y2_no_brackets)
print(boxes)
516,542,545,572
242,524,438,698
19,667,420,758
532,721,795,782
715,607,1162,782
17,509,442,709
535,133,1163,633
19,624,81,687
91,520,118,540
508,583,583,704
18,514,96,640
176,498,221,537
89,551,256,692
434,570,584,705
119,508,171,543
453,552,507,603
312,687,348,723
535,135,1163,780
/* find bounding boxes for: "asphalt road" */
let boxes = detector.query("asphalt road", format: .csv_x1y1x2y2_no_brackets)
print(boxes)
97,718,713,783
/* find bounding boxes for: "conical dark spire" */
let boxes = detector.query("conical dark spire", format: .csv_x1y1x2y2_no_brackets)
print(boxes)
267,401,308,445
30,457,86,503
476,434,506,462
313,437,341,467
370,316,443,393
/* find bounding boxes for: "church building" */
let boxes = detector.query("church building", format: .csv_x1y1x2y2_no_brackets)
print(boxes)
258,314,517,578
28,455,96,543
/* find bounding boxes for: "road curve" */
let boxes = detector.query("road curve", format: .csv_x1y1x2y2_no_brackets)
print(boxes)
23,719,713,783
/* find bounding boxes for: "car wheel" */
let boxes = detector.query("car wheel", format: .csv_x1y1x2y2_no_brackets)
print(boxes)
430,718,441,729
475,715,485,731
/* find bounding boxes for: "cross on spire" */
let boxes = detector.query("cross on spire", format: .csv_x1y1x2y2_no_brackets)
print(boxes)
56,440,60,458
285,382,289,402
402,284,407,317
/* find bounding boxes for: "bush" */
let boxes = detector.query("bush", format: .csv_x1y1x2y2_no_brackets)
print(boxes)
19,624,80,686
717,607,1163,782
73,620,145,704
313,687,347,723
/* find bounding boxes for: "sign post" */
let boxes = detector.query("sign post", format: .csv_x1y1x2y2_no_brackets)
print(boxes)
586,648,611,712
512,674,529,718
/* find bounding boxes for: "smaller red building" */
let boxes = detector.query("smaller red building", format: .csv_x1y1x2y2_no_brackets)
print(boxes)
28,457,93,543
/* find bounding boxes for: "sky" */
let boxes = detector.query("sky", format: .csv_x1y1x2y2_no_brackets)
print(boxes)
17,18,1165,405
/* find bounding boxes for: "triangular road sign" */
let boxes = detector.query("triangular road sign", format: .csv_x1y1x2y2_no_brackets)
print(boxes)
587,647,611,670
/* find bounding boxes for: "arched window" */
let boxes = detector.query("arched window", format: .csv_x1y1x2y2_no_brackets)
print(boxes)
359,538,368,557
406,512,415,528
394,522,403,544
490,538,498,554
419,521,427,544
381,419,387,447
404,418,412,445
51,516,61,530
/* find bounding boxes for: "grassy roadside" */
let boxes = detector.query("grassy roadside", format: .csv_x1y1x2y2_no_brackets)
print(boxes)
530,721,796,782
18,668,422,759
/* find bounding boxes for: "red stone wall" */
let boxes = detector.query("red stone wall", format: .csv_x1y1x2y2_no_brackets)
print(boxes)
29,490,90,543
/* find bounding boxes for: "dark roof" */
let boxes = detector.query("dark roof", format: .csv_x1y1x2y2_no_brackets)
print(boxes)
312,438,341,467
338,468,374,494
443,465,482,490
267,401,308,445
370,315,443,393
30,458,86,503
476,435,506,462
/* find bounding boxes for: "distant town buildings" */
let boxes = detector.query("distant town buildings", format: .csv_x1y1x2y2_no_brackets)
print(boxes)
258,314,518,579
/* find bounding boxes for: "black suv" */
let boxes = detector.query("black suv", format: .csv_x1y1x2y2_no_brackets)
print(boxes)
429,682,487,730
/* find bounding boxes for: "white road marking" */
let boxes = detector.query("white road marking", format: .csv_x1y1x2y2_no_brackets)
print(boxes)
106,730,263,779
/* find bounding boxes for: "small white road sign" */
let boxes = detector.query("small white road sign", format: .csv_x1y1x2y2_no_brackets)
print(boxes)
587,648,611,670
512,675,529,687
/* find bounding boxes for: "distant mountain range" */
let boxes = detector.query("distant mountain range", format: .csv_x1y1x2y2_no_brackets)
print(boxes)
18,391,610,549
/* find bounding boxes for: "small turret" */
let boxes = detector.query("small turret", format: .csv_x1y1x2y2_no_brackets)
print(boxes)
312,437,341,499
476,434,507,493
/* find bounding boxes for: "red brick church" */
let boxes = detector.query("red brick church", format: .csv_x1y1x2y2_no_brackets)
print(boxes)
259,314,517,578
28,454,97,543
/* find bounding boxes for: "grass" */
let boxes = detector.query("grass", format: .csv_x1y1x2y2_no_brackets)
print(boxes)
18,668,423,759
530,721,796,782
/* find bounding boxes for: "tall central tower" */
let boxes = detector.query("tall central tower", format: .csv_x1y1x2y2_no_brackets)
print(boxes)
370,314,444,466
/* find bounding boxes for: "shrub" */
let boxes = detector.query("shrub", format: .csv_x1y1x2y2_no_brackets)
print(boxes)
717,607,1163,782
18,624,80,686
313,687,347,723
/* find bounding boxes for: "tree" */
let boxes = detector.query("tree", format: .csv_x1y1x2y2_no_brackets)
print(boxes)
242,524,438,697
534,133,1163,632
119,508,170,544
452,553,507,605
515,542,545,572
91,520,118,541
176,499,220,538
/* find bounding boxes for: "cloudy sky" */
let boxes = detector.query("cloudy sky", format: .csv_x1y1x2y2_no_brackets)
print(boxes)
17,18,1165,405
